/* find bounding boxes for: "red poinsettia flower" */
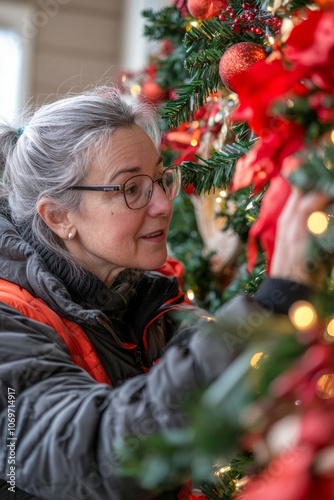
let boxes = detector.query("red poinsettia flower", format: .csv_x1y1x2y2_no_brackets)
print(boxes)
284,6,334,92
237,446,313,500
231,120,305,193
246,176,292,272
231,59,305,135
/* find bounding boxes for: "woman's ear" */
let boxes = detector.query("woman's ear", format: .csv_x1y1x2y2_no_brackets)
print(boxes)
37,198,72,240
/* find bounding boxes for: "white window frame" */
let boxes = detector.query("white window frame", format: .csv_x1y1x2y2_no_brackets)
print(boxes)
121,0,172,72
0,1,35,119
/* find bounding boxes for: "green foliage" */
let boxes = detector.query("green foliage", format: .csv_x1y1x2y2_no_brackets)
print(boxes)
181,124,256,194
161,80,213,127
290,140,334,197
161,8,269,128
285,0,312,11
222,259,265,303
116,315,302,494
156,44,188,92
200,451,253,500
274,95,334,143
141,7,187,44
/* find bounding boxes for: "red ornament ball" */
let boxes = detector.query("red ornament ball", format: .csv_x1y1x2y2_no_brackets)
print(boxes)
141,80,168,103
187,0,227,19
187,0,210,19
219,42,267,92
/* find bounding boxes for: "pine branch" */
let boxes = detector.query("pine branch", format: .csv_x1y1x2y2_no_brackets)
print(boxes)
284,0,310,11
181,124,256,193
200,451,253,500
156,45,189,91
161,80,214,128
141,6,187,44
184,17,261,54
161,17,267,128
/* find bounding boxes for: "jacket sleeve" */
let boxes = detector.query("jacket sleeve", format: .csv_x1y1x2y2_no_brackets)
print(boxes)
0,302,233,500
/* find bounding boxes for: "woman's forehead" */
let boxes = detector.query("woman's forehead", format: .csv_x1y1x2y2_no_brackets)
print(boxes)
88,126,161,180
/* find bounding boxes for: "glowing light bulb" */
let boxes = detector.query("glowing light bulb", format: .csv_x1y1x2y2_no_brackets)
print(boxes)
190,139,198,147
130,85,141,96
307,211,329,235
289,301,318,330
326,319,334,337
215,465,231,476
219,190,227,198
187,289,195,301
121,74,127,83
215,197,222,204
192,120,200,129
250,352,264,369
316,374,334,399
331,130,334,143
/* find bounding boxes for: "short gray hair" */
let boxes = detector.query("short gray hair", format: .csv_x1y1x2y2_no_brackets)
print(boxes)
0,86,161,263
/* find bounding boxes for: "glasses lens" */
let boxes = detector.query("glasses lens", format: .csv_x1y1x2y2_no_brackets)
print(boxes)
124,175,153,209
163,166,182,201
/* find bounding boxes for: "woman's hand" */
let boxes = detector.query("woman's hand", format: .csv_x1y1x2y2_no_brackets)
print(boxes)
270,188,331,288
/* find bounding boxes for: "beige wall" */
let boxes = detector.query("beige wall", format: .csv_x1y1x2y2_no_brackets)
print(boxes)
1,0,173,109
2,0,125,105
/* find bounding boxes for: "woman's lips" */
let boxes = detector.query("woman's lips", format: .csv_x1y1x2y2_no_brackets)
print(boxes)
141,229,166,241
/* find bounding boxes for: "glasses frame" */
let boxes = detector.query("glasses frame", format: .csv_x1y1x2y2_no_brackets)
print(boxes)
67,164,182,210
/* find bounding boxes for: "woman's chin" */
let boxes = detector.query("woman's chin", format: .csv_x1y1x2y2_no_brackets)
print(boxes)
141,253,167,271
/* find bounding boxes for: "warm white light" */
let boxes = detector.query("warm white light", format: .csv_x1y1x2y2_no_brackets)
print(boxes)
307,211,329,235
289,301,318,330
331,130,334,143
215,465,231,476
316,374,334,399
187,289,195,301
130,85,141,96
326,319,334,337
219,190,227,198
250,352,264,369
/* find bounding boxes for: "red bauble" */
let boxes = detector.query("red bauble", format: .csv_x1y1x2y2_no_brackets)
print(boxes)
187,0,226,19
219,42,267,92
141,80,168,103
187,0,210,19
207,0,228,17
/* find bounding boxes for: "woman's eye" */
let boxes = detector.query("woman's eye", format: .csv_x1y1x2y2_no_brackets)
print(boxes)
124,182,139,197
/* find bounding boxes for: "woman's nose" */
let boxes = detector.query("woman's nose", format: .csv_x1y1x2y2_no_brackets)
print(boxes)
148,180,173,215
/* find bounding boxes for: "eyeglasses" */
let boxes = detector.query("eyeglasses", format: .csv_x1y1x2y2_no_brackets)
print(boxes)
67,165,182,210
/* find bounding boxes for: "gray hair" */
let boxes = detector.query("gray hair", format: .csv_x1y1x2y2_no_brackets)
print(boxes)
0,86,161,264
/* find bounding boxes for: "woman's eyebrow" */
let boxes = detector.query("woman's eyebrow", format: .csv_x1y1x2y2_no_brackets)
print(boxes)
108,156,163,184
156,155,163,166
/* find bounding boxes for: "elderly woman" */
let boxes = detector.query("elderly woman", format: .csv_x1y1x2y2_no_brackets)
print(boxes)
0,86,327,500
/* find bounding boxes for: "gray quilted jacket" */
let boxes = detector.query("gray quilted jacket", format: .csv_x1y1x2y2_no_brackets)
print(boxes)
0,210,311,500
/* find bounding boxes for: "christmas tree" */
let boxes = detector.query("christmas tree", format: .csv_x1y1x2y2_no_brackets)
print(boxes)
117,1,334,498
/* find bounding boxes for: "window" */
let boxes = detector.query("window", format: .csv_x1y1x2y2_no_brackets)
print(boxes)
0,1,34,122
0,30,23,122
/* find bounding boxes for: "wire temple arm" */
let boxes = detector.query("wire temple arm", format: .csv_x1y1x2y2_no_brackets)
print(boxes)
67,185,122,192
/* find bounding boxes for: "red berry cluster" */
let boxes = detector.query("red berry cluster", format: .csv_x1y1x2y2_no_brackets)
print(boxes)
218,2,282,36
